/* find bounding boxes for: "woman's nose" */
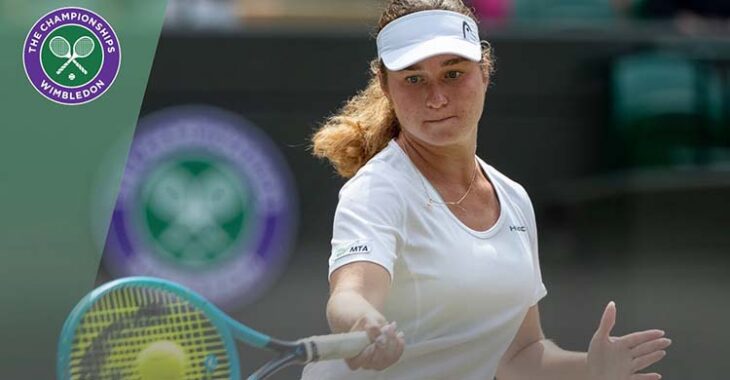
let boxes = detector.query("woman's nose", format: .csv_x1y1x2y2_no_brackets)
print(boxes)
425,84,448,109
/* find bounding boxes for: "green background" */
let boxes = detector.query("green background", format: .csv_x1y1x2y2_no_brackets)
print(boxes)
0,1,167,378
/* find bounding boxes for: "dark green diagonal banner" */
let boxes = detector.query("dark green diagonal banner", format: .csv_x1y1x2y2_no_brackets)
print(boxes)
0,1,167,378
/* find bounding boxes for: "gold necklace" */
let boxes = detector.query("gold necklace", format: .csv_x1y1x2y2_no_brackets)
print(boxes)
438,160,478,207
403,141,479,209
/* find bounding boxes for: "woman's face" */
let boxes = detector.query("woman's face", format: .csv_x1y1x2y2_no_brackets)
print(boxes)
382,54,488,148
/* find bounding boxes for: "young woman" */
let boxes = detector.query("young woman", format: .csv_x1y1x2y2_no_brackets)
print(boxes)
302,1,671,379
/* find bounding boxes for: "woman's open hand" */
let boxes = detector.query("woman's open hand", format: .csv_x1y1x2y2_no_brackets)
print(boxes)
588,302,672,380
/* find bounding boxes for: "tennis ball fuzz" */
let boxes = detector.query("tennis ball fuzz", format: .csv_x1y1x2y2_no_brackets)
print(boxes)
137,340,187,380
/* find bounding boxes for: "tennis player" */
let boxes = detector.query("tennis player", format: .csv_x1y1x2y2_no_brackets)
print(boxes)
302,1,671,379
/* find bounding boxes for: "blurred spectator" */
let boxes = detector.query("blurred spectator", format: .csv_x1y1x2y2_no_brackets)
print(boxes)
165,0,240,29
469,0,511,23
614,0,730,34
633,0,730,19
241,0,380,25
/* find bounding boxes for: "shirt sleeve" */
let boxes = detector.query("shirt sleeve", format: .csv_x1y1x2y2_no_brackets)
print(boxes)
327,169,405,282
520,187,548,306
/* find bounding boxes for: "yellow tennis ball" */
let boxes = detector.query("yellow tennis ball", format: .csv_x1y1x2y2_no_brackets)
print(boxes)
137,340,187,380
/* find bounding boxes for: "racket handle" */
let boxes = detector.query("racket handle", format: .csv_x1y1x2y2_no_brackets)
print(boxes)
300,331,370,362
72,60,88,75
56,59,73,75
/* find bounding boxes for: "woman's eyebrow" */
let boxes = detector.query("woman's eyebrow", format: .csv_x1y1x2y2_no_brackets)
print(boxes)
400,57,469,72
441,57,468,66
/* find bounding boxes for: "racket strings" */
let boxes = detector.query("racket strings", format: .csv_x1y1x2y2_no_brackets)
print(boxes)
66,286,232,379
72,295,230,379
73,37,95,58
49,37,70,57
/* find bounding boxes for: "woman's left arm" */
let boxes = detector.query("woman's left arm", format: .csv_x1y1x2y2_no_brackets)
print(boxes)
496,302,672,380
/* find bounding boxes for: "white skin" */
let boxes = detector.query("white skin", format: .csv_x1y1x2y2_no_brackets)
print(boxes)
328,53,671,378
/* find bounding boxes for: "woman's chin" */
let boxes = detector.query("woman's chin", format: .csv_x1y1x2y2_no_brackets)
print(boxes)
420,125,472,146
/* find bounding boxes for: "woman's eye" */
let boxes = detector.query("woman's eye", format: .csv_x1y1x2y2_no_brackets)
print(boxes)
446,71,462,79
405,76,421,84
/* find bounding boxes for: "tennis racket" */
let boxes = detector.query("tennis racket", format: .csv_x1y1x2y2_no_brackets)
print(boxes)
57,277,370,380
53,36,94,75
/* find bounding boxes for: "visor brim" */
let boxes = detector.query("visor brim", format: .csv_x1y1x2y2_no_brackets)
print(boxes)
380,37,482,71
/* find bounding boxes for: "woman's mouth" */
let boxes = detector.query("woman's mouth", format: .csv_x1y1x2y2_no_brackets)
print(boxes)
425,116,455,123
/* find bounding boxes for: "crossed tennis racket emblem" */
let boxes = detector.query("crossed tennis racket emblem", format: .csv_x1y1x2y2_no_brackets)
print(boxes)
48,36,95,75
147,167,244,260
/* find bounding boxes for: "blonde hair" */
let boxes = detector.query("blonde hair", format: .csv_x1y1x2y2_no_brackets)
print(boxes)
311,0,494,178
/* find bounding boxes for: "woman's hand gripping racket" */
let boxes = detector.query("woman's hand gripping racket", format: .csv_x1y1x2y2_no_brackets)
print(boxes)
57,277,371,380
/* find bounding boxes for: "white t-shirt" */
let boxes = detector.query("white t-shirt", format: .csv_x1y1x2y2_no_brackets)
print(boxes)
301,140,547,380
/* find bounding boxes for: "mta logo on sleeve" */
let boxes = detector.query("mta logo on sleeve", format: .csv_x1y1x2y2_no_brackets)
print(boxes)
330,240,372,265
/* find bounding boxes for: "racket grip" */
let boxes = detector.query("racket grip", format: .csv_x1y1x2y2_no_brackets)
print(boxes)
56,59,72,75
300,331,370,362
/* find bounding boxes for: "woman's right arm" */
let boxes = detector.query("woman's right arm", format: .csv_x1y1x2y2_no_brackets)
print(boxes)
327,261,405,371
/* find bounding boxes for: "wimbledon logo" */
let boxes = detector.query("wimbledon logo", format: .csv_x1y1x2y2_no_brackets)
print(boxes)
104,106,298,309
23,7,121,105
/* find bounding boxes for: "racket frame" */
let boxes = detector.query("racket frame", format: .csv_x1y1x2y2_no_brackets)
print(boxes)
57,277,368,380
48,36,71,57
57,277,242,380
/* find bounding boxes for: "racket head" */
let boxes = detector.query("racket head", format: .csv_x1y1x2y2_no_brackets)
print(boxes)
49,36,70,57
57,276,241,380
73,36,95,58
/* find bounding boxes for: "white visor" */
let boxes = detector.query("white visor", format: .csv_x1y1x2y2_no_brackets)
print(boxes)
376,10,482,71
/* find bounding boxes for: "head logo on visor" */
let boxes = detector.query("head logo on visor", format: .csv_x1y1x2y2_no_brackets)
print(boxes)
376,10,481,71
462,21,478,43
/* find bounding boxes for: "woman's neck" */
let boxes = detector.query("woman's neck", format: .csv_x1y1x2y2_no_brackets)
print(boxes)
396,134,477,188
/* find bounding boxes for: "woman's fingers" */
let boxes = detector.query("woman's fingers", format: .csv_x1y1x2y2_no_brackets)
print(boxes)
376,332,405,369
594,301,617,340
631,337,672,358
632,350,667,372
345,317,387,370
382,325,403,360
365,324,383,342
345,321,404,371
620,329,665,348
346,344,376,370
367,324,391,368
367,341,392,369
359,322,405,370
392,331,406,360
